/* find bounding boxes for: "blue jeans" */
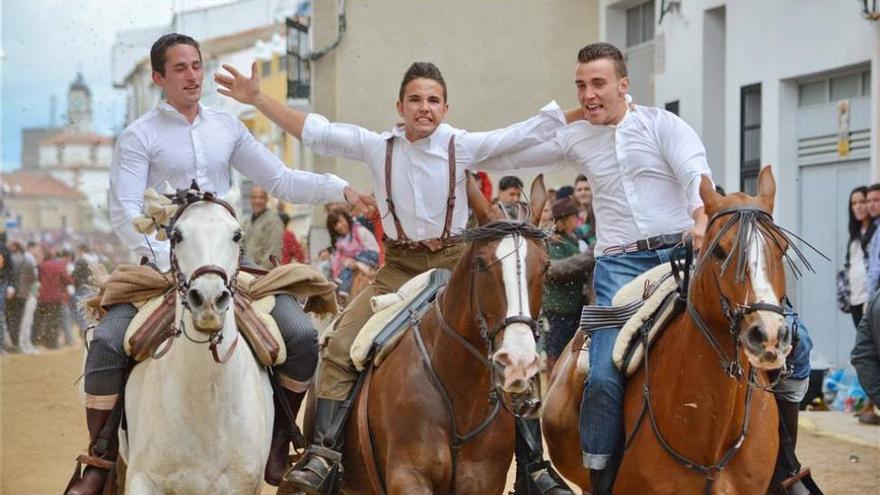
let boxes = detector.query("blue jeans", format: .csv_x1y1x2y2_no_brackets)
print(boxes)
337,250,379,294
579,247,674,470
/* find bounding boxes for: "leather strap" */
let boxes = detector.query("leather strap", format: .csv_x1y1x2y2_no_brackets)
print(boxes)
384,135,457,243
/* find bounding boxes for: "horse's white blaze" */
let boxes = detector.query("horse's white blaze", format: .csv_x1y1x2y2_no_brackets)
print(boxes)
494,236,539,378
746,231,786,362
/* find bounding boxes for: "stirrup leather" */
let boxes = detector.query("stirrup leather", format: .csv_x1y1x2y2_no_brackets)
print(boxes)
64,453,118,495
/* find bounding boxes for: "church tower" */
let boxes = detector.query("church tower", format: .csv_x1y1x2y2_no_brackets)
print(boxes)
67,72,92,133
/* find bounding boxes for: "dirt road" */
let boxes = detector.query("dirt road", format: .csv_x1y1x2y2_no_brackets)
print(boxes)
2,347,877,494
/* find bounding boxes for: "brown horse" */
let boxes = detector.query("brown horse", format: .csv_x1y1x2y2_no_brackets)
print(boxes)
338,175,550,494
543,166,798,494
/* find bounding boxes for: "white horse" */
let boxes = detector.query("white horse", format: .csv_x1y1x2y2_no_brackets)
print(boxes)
121,193,273,494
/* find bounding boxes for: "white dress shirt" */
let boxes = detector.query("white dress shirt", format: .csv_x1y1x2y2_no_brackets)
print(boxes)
110,100,348,270
478,103,711,255
301,102,566,241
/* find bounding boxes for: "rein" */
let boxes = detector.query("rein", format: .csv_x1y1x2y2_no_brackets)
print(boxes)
154,183,243,364
409,225,543,494
625,204,813,494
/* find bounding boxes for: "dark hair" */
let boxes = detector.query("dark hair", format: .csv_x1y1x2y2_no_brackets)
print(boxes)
575,174,589,185
556,186,574,199
151,33,201,76
849,186,870,249
577,42,627,79
279,212,291,227
399,62,447,102
869,183,880,194
499,176,524,192
326,209,354,247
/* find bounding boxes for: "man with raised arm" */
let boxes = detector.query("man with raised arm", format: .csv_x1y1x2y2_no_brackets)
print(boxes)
478,42,711,494
65,33,374,495
216,60,579,495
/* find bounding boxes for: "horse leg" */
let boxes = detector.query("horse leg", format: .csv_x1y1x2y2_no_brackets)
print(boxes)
385,469,435,495
126,472,158,495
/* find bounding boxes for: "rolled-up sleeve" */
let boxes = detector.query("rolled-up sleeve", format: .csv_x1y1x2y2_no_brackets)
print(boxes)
109,129,171,268
457,101,567,165
230,118,347,204
656,112,712,215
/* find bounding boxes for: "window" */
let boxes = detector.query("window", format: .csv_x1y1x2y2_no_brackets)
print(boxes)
664,100,679,116
279,55,288,74
261,60,273,77
830,73,860,101
798,80,826,107
626,1,655,47
740,84,761,195
286,17,311,99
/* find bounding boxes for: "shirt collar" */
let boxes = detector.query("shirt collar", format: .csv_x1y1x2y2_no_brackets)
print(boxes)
390,122,449,146
156,100,206,124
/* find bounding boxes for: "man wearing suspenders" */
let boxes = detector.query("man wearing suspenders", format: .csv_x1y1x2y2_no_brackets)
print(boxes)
216,61,579,494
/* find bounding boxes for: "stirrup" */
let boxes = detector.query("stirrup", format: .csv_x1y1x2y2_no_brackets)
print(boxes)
64,453,118,495
778,468,824,495
278,445,343,495
515,460,573,495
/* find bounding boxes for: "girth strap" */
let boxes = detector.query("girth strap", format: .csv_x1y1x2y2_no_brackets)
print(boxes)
384,135,457,242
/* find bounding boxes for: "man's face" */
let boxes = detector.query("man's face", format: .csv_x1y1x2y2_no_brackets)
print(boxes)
250,188,269,215
152,43,203,110
575,58,629,126
868,190,880,218
574,180,592,206
396,78,448,142
498,187,522,205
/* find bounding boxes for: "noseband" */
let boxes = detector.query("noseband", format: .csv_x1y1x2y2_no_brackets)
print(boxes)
154,184,242,364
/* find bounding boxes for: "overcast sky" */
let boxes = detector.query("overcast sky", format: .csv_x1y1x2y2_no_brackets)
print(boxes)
1,0,230,171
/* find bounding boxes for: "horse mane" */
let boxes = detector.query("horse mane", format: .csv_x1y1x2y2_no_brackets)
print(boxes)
700,206,825,282
450,220,548,244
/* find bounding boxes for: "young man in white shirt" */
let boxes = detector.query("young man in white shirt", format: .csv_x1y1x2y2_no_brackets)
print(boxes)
478,43,710,494
66,33,374,495
216,60,579,494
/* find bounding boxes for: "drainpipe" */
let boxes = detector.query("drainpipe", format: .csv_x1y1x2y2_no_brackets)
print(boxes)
308,0,346,61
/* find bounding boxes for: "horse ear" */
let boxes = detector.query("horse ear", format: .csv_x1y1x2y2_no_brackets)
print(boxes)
757,165,776,212
528,174,547,226
220,185,243,218
699,175,721,213
467,173,494,226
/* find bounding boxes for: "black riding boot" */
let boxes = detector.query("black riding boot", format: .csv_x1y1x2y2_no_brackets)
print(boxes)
512,418,573,495
278,398,345,495
770,399,824,494
265,388,307,486
590,468,614,495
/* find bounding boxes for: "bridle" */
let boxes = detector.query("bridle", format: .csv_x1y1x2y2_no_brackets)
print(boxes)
153,184,243,364
627,203,820,494
409,220,546,494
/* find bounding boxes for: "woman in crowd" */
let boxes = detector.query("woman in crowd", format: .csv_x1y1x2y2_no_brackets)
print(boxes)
327,209,380,301
847,186,873,327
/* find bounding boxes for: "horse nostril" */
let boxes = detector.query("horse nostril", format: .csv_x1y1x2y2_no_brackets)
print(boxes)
187,288,204,308
763,350,778,362
493,351,512,368
746,325,767,346
216,290,231,311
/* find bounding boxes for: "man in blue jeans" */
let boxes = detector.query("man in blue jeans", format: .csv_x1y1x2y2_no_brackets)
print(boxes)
479,42,711,493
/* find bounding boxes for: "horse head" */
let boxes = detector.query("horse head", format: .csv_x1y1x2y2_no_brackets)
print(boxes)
694,166,793,371
168,190,242,335
462,174,548,397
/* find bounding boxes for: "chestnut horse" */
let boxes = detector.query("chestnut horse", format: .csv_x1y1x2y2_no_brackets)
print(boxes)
338,175,549,494
543,167,803,494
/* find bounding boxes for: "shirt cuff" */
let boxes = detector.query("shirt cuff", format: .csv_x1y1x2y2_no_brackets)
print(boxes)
301,113,330,148
324,173,349,203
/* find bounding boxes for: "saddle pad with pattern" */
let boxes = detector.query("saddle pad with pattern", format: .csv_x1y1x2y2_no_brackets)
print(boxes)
350,269,451,371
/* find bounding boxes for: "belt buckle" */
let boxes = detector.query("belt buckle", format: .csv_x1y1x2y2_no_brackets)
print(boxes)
644,235,661,251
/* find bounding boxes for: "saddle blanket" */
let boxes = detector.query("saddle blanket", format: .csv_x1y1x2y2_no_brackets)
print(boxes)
576,264,684,378
350,269,450,371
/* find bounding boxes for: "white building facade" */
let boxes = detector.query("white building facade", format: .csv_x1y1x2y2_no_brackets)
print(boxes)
599,0,880,368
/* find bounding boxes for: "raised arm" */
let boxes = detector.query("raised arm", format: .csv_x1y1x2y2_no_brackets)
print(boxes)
216,62,308,139
475,138,569,173
109,130,171,269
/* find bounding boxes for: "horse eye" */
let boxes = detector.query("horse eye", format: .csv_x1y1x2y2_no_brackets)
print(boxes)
172,229,183,243
232,231,242,243
712,245,727,260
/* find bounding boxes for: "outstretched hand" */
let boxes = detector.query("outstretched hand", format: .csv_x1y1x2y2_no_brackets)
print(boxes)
215,62,261,105
344,186,378,215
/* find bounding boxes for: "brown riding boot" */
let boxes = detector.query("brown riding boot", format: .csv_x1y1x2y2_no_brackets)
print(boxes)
65,407,118,495
265,388,307,486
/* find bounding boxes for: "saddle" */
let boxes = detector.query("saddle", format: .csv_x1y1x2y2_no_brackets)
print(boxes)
577,264,685,377
85,262,339,367
349,269,451,371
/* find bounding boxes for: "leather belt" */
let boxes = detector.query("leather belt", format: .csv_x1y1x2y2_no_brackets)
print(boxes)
383,236,456,253
602,232,684,256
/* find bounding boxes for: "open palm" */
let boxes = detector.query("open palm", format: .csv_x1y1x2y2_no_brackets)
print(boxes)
214,62,260,105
